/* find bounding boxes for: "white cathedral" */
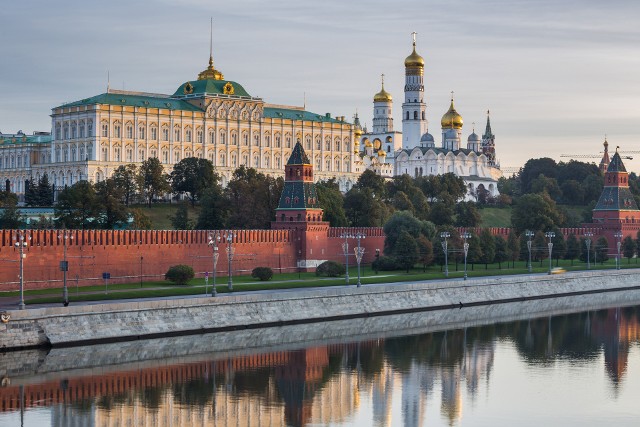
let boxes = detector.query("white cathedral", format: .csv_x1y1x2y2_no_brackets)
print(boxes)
356,34,502,200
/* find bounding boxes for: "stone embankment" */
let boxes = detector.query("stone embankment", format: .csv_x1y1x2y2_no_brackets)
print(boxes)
1,269,639,350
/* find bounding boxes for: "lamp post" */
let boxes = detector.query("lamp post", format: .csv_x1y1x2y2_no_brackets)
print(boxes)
140,256,143,288
353,232,366,287
224,231,235,291
584,232,593,270
614,231,623,270
545,231,555,274
341,233,352,285
14,230,29,310
208,232,221,296
440,232,450,278
525,230,534,273
461,232,471,280
59,230,73,307
374,249,380,274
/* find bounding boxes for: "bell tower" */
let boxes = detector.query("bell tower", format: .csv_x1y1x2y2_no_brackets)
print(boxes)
401,32,428,148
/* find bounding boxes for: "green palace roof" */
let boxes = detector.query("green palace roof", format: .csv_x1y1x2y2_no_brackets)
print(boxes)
263,107,343,124
0,134,52,145
173,79,252,98
58,92,201,111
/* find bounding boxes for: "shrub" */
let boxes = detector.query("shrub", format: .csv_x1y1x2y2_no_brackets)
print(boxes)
251,266,273,281
164,264,195,285
372,256,401,271
315,260,346,277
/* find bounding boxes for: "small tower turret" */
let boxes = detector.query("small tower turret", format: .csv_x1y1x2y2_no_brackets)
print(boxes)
373,74,394,134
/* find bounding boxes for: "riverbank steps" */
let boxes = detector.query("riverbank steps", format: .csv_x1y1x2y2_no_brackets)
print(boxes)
1,269,640,350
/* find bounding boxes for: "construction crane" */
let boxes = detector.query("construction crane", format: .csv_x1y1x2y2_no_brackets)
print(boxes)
560,153,633,160
501,167,520,174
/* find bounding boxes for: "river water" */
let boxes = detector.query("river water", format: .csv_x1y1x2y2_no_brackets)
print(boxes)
1,300,640,426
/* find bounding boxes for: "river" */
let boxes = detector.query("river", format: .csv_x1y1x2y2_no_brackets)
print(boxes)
1,296,640,426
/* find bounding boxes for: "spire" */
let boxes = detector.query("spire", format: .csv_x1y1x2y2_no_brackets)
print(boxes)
483,109,493,139
197,19,224,80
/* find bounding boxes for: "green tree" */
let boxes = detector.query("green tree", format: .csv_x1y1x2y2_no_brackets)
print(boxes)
392,191,414,212
511,193,564,233
439,173,467,201
564,234,580,266
479,229,496,268
112,164,139,206
394,230,419,272
466,233,483,267
531,174,562,201
137,157,170,207
225,167,283,229
455,201,481,227
195,185,227,230
170,202,193,230
533,231,548,263
95,178,129,229
55,181,99,229
315,179,348,226
130,208,152,229
622,235,636,263
165,264,194,285
494,235,509,269
560,180,585,205
552,230,567,266
507,230,520,268
416,235,434,271
355,169,387,199
383,211,424,255
430,195,455,226
25,174,54,207
0,192,24,229
344,187,390,227
518,158,558,193
170,158,216,207
596,236,609,263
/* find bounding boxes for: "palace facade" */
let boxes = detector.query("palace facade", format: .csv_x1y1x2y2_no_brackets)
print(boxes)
0,50,361,198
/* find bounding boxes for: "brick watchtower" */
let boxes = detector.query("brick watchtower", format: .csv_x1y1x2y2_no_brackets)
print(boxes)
591,148,640,242
272,142,330,270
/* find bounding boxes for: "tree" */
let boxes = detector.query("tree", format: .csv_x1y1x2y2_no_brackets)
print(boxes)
494,235,509,269
344,187,390,227
170,158,216,206
416,235,434,271
430,195,455,226
466,233,483,268
564,234,580,266
519,158,558,193
55,181,99,229
622,235,636,264
394,230,419,272
511,193,564,233
0,192,24,229
170,202,193,230
130,208,152,229
383,211,424,255
225,167,283,229
533,231,548,263
479,229,496,268
355,169,387,199
112,164,138,206
251,267,273,281
507,230,520,268
25,174,53,207
138,157,170,207
530,174,562,201
95,178,129,229
315,179,348,226
196,186,227,230
552,231,567,266
392,191,414,212
455,201,481,227
596,236,609,263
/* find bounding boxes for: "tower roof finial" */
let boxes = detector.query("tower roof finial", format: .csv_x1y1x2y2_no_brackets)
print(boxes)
197,18,224,80
412,31,417,47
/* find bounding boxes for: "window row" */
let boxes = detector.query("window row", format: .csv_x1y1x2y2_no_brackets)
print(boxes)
55,120,94,140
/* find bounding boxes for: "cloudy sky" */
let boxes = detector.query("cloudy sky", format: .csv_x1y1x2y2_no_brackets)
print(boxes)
2,0,639,171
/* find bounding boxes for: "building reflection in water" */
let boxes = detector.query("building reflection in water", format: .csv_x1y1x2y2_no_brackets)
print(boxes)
1,305,639,426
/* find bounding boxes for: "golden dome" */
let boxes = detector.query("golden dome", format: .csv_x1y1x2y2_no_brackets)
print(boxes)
374,81,392,103
364,139,373,148
378,150,387,156
441,98,463,129
198,56,224,81
405,45,425,68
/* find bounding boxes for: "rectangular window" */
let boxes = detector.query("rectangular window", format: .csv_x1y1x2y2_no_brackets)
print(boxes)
102,124,108,137
151,127,157,140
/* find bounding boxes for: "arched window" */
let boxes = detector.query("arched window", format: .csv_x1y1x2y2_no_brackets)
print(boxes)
242,132,248,145
114,123,121,138
126,148,133,162
162,150,168,164
325,138,331,151
231,132,237,145
126,124,133,139
162,128,169,141
139,125,145,139
275,157,281,169
253,133,259,146
422,111,425,120
196,129,203,143
174,128,181,142
139,149,145,160
220,130,226,144
413,111,418,120
101,147,108,162
150,126,157,140
101,123,108,137
185,129,192,143
71,123,77,139
335,141,340,151
406,111,409,120
220,153,226,166
87,120,93,137
209,129,215,144
275,134,281,148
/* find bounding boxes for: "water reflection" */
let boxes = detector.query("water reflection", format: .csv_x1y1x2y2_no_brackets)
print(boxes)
1,306,640,426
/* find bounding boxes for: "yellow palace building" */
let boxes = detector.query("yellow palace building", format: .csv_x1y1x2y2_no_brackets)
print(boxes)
0,47,361,198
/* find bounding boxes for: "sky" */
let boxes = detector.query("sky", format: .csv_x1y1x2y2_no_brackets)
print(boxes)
1,0,640,172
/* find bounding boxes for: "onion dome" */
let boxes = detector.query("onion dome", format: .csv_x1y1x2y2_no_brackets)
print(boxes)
198,56,224,80
468,132,480,142
364,139,373,148
378,150,387,156
374,76,392,103
405,45,425,68
420,132,434,142
441,97,463,129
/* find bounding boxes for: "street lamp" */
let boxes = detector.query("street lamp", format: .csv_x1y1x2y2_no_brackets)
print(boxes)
440,232,450,278
59,230,73,307
461,232,472,280
13,230,29,310
614,231,623,270
208,232,221,296
545,231,555,275
340,233,353,285
352,232,366,287
525,230,535,273
224,231,235,291
374,249,380,275
584,232,593,270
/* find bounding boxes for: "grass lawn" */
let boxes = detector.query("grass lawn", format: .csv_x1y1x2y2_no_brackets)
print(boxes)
479,206,512,228
16,257,637,305
132,203,201,229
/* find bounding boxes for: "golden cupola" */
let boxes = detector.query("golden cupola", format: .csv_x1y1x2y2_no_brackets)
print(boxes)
198,55,224,80
404,33,425,75
441,96,463,129
373,76,392,103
